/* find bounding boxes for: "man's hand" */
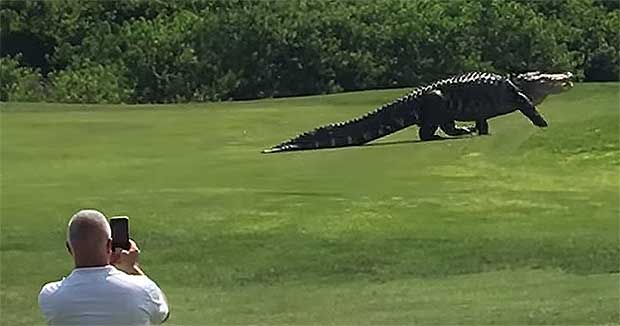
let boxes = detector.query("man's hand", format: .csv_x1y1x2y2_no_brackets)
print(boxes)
111,239,145,275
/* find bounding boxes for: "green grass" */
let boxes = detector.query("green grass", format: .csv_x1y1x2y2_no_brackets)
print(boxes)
1,83,619,325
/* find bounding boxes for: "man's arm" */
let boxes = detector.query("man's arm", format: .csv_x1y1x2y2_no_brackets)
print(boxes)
145,281,170,324
38,282,61,324
110,239,145,275
111,239,170,323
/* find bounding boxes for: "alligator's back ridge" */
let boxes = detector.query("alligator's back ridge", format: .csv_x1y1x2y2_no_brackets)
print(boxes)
262,94,423,153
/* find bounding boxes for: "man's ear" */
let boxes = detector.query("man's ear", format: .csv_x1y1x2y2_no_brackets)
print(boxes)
106,238,113,254
66,241,72,255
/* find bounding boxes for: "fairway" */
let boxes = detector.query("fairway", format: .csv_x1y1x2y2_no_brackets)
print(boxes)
1,84,619,324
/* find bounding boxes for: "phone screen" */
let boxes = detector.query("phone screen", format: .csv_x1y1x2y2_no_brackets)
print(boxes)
110,216,130,250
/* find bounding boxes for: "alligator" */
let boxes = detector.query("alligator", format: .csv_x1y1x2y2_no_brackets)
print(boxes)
262,71,573,153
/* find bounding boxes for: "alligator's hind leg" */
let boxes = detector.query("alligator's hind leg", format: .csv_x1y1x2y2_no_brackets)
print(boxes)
475,120,489,135
440,121,476,137
417,90,447,141
419,124,441,140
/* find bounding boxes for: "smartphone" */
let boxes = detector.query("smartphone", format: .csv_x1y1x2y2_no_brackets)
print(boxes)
110,216,130,250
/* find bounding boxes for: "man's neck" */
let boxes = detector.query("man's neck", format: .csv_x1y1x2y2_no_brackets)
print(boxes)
72,251,109,268
74,263,109,268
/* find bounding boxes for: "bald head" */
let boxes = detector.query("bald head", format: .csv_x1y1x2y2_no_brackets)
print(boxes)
67,209,113,267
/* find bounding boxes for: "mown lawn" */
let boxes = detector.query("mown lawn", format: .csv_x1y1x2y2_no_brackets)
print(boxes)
1,83,618,325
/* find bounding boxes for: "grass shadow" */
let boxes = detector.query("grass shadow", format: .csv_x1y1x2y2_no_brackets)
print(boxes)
262,136,466,154
365,136,472,148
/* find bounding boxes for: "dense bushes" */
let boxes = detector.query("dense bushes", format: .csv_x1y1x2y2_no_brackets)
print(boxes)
1,0,618,103
0,55,44,102
48,61,134,103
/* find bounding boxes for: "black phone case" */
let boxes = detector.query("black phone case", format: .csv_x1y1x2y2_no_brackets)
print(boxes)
110,217,130,250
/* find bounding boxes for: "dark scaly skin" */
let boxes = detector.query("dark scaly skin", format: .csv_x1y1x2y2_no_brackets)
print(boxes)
416,72,547,141
263,71,570,153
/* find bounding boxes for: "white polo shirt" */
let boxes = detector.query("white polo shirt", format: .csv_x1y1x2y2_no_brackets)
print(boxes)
39,265,169,325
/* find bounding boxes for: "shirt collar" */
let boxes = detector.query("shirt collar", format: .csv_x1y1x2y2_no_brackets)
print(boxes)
71,265,116,273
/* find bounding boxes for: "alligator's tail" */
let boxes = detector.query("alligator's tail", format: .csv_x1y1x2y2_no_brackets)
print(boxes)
262,95,421,153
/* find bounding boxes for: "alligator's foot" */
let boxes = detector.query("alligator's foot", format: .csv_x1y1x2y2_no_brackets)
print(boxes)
462,125,477,135
440,122,477,137
453,126,478,138
454,125,477,135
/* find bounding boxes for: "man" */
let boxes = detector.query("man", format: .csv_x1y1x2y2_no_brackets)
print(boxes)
39,209,170,325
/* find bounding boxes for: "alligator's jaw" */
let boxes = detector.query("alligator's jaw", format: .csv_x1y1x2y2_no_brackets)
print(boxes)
512,71,574,105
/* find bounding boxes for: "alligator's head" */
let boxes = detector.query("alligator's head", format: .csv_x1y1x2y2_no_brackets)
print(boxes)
511,71,574,105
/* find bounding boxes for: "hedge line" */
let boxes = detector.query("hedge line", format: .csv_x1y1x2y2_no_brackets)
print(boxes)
1,0,618,103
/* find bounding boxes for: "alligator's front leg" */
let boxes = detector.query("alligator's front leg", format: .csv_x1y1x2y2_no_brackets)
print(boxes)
515,92,548,127
475,120,489,135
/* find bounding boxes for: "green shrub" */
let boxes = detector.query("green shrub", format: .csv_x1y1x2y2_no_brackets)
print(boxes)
584,11,620,81
48,61,134,104
585,44,620,81
0,55,45,102
1,0,618,103
118,10,227,102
